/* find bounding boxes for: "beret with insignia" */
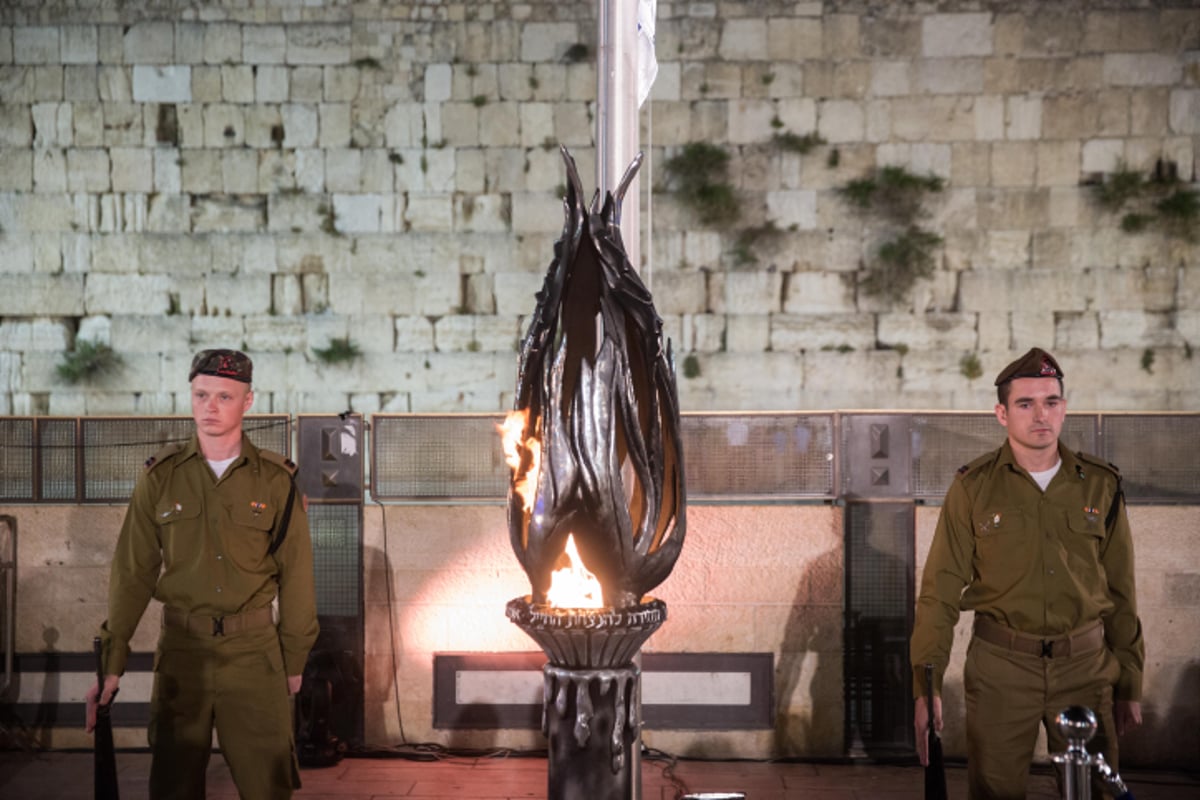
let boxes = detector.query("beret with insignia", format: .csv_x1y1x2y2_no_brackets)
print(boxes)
189,349,253,384
994,347,1063,386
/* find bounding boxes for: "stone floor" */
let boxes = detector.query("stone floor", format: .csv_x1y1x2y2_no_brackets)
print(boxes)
2,749,1199,799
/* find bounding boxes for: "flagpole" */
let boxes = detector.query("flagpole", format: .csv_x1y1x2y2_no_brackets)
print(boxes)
597,0,641,272
598,4,644,797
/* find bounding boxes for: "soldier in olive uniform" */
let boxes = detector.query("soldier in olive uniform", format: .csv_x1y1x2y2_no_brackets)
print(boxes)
86,349,320,800
910,347,1144,799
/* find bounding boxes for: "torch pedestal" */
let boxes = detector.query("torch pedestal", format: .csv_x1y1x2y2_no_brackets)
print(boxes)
507,596,666,800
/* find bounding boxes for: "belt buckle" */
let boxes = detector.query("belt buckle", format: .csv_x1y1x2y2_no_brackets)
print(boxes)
1040,639,1053,658
212,616,225,636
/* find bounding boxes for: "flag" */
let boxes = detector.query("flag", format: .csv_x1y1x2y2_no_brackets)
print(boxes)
637,0,658,107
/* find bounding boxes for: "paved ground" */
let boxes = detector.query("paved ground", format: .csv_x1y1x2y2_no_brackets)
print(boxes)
2,748,1199,799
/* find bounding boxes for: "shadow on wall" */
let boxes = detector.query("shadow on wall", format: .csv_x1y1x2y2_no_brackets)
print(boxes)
1123,659,1200,769
774,546,843,757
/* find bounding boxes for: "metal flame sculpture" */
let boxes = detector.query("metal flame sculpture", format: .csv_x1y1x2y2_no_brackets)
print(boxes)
505,147,686,611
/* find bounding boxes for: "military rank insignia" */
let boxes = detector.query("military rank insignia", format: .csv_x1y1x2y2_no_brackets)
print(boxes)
1083,505,1100,522
250,500,267,515
977,512,1002,533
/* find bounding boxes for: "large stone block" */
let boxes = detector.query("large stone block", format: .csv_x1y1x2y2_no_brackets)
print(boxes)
14,26,59,64
922,13,993,58
493,271,543,317
111,315,190,354
890,96,975,142
131,65,190,103
771,313,875,352
916,58,984,95
0,317,71,351
1169,89,1200,135
1098,310,1180,349
85,273,169,315
878,312,977,351
0,273,84,315
782,272,854,314
285,24,350,66
719,18,769,61
990,142,1036,187
0,105,30,148
123,22,173,64
1104,53,1181,87
519,23,578,63
1083,11,1162,52
710,270,783,315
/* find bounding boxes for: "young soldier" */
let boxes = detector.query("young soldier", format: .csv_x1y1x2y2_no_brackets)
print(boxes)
87,349,319,800
910,347,1144,799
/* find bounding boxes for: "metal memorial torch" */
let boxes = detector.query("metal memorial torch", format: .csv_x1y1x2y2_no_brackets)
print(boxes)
502,147,686,800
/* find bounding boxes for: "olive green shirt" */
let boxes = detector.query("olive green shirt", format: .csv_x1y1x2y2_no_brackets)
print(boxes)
910,441,1144,702
100,434,319,677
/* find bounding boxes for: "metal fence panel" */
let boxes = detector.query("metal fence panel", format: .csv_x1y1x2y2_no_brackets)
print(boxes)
0,419,34,502
682,413,836,499
910,413,1098,500
1102,414,1200,503
371,414,508,501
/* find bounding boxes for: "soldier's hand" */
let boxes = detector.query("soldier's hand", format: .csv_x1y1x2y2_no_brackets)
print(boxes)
85,675,121,733
1115,700,1142,735
914,695,943,767
287,674,303,695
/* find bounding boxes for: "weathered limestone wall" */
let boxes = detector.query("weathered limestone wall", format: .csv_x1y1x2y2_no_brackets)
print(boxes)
0,1,1197,415
6,501,1198,765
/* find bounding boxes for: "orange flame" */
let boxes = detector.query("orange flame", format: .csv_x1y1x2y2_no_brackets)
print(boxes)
499,409,541,514
546,534,605,609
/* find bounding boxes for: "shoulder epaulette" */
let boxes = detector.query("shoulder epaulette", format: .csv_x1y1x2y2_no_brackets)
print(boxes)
956,448,999,479
143,442,185,472
259,449,298,478
1074,451,1121,479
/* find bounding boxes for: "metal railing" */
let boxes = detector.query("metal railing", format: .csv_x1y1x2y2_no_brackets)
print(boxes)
0,412,1197,505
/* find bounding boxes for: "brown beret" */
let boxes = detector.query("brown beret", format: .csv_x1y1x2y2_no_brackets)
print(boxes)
994,347,1063,386
189,349,253,384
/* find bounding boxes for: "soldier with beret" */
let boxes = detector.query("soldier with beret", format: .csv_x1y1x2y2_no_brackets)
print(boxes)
86,349,319,799
910,347,1144,798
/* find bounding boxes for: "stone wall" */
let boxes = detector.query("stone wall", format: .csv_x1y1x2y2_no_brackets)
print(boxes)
0,0,1197,415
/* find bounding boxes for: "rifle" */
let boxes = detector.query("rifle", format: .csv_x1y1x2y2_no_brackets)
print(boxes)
924,663,948,800
93,637,120,800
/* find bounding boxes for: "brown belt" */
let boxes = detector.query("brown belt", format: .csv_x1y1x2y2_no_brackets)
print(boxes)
162,606,275,637
973,616,1105,659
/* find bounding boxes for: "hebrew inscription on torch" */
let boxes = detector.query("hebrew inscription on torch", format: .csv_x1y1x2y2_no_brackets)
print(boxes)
502,147,686,611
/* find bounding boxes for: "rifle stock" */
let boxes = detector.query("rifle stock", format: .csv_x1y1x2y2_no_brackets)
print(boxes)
93,636,120,800
924,663,948,800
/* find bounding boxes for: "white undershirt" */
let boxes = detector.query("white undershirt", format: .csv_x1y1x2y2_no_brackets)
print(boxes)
207,456,237,479
1029,460,1061,492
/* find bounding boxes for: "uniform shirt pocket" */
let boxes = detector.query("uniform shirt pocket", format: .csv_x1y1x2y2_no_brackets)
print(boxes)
1064,507,1105,563
972,507,1025,539
224,502,276,569
154,500,203,563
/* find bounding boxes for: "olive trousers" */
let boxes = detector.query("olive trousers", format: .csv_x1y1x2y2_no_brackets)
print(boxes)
148,625,300,800
963,634,1121,800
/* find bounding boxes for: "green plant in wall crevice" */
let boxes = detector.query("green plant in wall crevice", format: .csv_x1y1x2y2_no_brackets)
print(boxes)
661,142,740,228
840,166,945,303
313,337,362,366
1089,160,1198,243
57,340,123,384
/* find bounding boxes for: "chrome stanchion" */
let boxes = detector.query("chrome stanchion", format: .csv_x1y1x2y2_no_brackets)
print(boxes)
1051,706,1134,800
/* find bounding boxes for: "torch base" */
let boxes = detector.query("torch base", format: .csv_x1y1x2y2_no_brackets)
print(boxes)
543,663,639,800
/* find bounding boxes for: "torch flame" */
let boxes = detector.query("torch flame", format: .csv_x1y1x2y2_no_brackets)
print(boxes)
499,409,541,514
546,534,605,609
